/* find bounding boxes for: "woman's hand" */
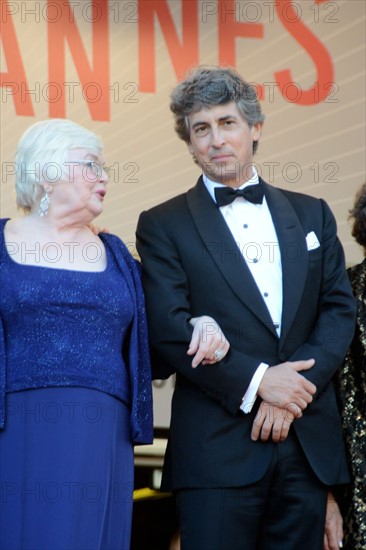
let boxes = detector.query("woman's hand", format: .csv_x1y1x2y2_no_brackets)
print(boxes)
188,316,230,368
87,223,109,235
324,493,343,550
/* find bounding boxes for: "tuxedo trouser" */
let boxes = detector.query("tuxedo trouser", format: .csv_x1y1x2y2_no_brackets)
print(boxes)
176,431,328,550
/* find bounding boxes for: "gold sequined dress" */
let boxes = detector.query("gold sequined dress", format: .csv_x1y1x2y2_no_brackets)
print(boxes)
336,260,366,550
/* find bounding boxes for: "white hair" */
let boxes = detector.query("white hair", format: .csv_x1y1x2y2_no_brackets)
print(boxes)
15,118,103,211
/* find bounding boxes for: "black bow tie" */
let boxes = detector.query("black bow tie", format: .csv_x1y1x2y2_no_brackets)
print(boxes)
214,184,264,207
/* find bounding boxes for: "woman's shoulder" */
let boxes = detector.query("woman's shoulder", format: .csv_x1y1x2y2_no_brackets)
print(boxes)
99,230,127,250
348,259,366,283
0,217,31,237
0,218,11,244
0,218,10,229
99,231,139,266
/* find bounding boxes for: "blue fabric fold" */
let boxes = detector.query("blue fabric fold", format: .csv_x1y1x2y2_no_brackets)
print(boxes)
0,315,5,429
85,232,153,445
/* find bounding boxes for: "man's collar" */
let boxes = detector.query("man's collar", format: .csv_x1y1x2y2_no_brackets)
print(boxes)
203,168,259,203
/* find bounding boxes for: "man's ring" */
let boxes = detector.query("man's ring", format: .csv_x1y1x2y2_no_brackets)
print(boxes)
214,349,224,361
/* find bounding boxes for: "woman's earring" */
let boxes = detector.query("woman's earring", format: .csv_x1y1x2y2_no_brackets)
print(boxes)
38,187,52,217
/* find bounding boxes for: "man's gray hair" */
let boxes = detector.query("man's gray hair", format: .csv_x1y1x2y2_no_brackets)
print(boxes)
170,66,265,154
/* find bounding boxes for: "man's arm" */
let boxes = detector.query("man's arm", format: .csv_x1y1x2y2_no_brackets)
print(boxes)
252,199,355,441
283,200,355,389
137,209,259,415
136,208,314,416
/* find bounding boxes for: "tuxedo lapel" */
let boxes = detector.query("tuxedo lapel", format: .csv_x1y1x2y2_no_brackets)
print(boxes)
187,178,276,335
262,180,308,348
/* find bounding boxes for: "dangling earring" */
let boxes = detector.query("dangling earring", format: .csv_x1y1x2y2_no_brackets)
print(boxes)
38,187,52,217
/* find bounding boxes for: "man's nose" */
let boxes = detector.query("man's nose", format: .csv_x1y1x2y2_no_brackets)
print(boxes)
211,127,225,147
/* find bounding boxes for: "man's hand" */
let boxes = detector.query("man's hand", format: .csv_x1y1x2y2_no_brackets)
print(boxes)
324,493,343,550
258,360,316,416
251,401,296,442
188,316,230,368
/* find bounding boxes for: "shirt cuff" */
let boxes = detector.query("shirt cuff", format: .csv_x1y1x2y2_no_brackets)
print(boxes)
240,362,269,414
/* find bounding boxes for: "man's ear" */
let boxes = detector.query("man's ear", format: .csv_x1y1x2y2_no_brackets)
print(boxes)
187,142,198,164
251,122,263,141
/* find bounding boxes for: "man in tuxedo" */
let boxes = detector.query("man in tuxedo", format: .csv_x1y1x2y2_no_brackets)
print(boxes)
136,66,355,550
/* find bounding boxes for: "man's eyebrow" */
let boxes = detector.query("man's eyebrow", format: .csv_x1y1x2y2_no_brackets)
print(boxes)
191,115,238,129
218,115,237,122
191,120,209,129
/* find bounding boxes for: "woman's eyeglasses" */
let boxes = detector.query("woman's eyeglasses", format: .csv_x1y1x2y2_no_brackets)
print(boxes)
76,160,111,177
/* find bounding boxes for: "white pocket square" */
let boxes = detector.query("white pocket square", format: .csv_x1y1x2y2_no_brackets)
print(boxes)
306,231,320,250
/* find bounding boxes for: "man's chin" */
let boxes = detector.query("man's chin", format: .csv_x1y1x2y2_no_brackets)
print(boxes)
205,169,241,186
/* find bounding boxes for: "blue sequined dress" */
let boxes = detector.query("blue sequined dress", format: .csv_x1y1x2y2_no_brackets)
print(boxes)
0,218,153,550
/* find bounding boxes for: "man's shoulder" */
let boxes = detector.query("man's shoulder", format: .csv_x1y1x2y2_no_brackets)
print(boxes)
144,191,188,214
139,181,201,222
262,179,322,206
262,179,328,220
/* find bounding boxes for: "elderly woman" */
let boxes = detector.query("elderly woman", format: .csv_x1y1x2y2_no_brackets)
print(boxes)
0,119,228,550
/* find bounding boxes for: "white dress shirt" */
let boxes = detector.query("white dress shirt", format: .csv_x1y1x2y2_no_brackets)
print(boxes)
203,169,283,413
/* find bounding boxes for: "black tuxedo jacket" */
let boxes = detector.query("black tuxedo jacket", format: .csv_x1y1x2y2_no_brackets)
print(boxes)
136,177,356,491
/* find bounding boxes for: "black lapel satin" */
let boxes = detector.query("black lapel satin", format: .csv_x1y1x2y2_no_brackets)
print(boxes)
262,179,308,349
187,177,276,335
